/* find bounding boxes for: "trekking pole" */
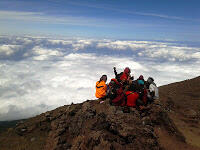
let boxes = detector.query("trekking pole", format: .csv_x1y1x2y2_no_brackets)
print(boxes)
113,67,117,78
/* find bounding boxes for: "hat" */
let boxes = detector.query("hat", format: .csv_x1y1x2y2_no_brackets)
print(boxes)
124,67,131,74
139,75,144,80
147,77,154,83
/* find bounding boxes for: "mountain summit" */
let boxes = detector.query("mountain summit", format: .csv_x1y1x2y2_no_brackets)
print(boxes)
0,77,200,150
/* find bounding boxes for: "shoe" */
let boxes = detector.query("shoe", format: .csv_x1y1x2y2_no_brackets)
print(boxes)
139,105,145,111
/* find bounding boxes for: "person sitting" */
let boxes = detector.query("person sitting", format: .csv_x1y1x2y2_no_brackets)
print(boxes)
95,75,108,99
137,75,145,85
126,75,147,110
126,91,139,107
137,75,147,103
120,67,131,85
129,75,144,95
146,77,159,103
108,78,126,106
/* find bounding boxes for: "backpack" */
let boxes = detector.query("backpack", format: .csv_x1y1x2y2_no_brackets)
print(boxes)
116,72,123,82
108,79,121,99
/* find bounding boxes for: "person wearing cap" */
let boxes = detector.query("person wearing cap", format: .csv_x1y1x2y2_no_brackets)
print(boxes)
146,77,159,103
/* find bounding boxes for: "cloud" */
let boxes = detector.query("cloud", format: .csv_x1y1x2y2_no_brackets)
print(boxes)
1,10,191,31
138,45,200,61
0,44,21,56
97,40,152,50
0,35,199,121
0,10,125,28
68,2,194,22
96,40,200,62
134,12,186,20
29,46,63,61
0,10,96,26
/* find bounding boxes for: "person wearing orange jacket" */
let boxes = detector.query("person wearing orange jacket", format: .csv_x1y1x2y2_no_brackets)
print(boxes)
95,75,108,99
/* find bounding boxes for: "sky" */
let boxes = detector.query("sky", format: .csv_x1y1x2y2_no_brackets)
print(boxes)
0,0,200,41
0,1,200,121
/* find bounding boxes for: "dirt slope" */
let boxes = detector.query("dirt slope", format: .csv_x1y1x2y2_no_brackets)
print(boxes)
159,76,200,148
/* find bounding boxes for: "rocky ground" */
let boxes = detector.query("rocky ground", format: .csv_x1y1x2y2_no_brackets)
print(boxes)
0,76,200,150
159,76,200,148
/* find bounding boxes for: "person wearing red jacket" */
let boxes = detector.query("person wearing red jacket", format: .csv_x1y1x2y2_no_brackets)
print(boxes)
120,67,131,85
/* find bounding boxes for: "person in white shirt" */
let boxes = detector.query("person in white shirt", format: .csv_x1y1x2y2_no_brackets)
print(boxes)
146,77,159,103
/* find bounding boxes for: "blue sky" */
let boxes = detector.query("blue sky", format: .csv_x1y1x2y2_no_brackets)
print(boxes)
0,0,200,41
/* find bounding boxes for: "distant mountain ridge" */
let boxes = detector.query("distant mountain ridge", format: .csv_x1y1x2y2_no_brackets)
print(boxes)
0,76,199,150
0,120,24,133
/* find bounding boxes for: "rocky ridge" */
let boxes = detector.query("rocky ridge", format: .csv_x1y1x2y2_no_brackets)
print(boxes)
0,77,200,150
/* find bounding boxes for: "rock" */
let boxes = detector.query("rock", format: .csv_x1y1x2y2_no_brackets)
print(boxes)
30,137,35,142
129,107,136,112
21,128,27,132
154,100,162,105
16,120,24,126
56,128,66,136
65,107,70,112
62,143,71,149
122,106,130,113
15,127,27,136
142,116,152,126
84,109,96,119
115,110,123,114
186,109,197,118
2,98,187,150
82,101,91,112
51,121,59,130
145,125,154,132
45,112,51,117
141,113,146,117
58,136,66,144
7,128,13,133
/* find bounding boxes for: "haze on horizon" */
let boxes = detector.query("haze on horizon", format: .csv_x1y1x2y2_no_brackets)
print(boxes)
0,0,200,121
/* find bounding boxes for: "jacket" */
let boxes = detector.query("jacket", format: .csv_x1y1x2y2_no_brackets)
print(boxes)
149,82,159,99
95,80,107,98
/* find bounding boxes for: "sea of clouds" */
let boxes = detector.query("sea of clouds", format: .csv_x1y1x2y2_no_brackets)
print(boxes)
0,35,200,121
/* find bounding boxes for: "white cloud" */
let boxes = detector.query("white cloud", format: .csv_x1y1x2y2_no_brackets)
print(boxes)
31,46,63,60
0,44,20,56
69,2,191,21
0,10,120,27
141,46,200,61
0,36,199,121
192,52,200,59
97,40,150,50
47,39,73,45
97,40,200,62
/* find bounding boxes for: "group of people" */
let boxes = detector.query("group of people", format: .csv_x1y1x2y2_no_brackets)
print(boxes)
95,67,159,110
